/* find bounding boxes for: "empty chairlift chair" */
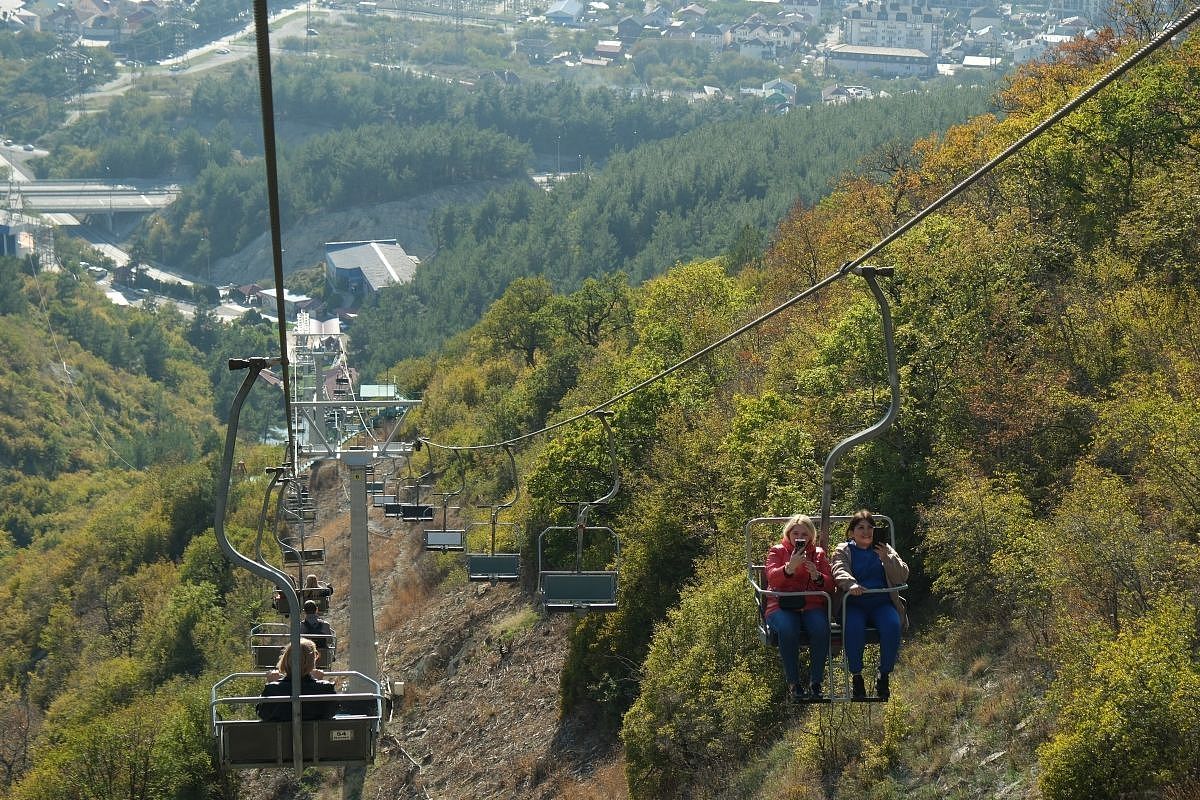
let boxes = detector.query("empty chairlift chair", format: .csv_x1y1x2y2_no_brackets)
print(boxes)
372,493,397,508
465,444,521,581
537,519,619,612
424,455,466,552
366,464,385,495
387,464,434,520
280,535,326,566
536,412,621,613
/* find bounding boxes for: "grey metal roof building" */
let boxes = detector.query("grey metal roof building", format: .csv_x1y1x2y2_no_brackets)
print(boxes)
325,239,420,294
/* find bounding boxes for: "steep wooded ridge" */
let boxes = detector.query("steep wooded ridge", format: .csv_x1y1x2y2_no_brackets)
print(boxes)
2,29,1199,800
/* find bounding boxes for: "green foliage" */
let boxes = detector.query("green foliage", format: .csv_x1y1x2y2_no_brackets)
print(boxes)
621,574,776,800
12,681,214,800
0,256,29,315
1044,463,1182,641
351,86,992,374
1038,601,1200,800
474,276,558,366
179,530,234,598
919,470,1040,625
719,391,820,528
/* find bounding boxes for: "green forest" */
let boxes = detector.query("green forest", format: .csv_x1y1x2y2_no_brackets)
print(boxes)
348,84,993,373
2,23,1200,800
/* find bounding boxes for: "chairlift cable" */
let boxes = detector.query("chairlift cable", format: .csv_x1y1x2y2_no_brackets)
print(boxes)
27,254,138,471
418,7,1200,455
252,0,297,468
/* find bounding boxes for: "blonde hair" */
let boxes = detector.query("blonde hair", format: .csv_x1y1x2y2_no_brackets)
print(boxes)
276,637,319,677
304,574,319,589
784,514,816,540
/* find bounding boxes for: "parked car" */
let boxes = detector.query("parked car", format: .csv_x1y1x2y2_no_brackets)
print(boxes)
23,144,34,151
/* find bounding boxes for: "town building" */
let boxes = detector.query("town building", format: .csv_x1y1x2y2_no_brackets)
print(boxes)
325,239,420,296
826,42,935,76
842,0,942,54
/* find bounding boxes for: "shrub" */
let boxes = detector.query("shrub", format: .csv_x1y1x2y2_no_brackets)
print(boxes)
622,573,777,800
1038,600,1200,800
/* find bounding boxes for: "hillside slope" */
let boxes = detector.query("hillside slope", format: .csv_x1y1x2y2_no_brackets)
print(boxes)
245,461,623,800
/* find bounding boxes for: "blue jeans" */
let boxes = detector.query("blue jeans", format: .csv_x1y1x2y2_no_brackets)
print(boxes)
766,608,829,687
843,598,901,675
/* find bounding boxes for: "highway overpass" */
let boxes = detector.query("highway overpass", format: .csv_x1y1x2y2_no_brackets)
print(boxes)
16,180,181,215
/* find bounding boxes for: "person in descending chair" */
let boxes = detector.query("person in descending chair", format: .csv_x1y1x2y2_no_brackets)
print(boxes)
300,600,335,664
830,509,909,700
765,514,833,701
256,637,338,721
302,574,334,609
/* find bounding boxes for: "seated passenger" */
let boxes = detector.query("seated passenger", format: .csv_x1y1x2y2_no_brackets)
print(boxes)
302,573,334,600
830,509,909,700
300,600,335,663
764,514,833,701
256,638,339,721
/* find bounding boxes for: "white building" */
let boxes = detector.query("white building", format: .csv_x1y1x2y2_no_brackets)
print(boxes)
842,0,942,54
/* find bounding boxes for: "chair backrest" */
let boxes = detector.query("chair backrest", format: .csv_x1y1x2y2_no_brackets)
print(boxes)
467,553,520,582
423,529,465,551
219,717,376,768
540,571,618,611
383,503,434,520
281,537,326,566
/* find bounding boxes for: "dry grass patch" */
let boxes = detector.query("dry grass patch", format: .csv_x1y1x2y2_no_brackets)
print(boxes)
558,758,629,800
378,572,432,631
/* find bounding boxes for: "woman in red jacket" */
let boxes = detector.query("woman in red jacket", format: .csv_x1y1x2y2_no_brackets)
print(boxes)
765,514,833,700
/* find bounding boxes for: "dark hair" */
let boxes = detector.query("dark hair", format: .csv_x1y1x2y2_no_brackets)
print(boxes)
846,508,874,538
304,600,318,615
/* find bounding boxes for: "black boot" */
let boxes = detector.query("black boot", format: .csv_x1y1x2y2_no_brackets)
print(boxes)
789,683,807,703
810,681,823,700
851,674,866,699
875,673,890,701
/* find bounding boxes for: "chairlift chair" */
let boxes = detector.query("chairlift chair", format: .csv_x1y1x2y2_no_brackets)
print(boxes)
280,536,326,566
422,447,467,551
214,347,386,778
211,670,383,770
535,413,621,612
744,266,907,703
383,502,435,521
250,623,337,669
537,522,620,612
465,445,521,580
745,514,904,703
